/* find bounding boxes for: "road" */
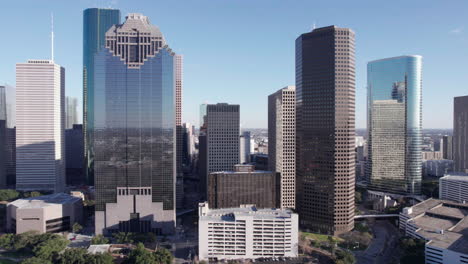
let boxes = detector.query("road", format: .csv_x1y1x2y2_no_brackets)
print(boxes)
355,220,400,264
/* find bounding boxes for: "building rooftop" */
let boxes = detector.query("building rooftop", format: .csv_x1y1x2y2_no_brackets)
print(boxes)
87,244,111,254
8,193,81,209
440,173,468,182
403,198,468,254
199,203,295,221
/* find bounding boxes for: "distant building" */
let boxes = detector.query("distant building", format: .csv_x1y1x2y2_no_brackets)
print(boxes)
6,127,16,185
208,164,280,209
0,85,6,188
439,173,468,203
296,25,356,235
442,135,453,160
454,96,468,173
239,131,252,164
16,60,65,192
182,123,196,167
423,160,454,177
199,103,240,198
65,124,84,185
399,199,468,264
268,86,296,209
198,203,298,261
366,56,423,195
6,193,83,234
65,96,78,129
422,151,443,161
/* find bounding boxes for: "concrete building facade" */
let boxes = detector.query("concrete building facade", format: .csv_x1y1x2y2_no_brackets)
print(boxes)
198,203,298,262
208,164,280,209
6,193,83,234
439,173,468,203
16,60,65,192
295,25,355,235
268,86,296,209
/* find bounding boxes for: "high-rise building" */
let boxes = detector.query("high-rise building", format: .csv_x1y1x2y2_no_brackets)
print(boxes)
83,8,121,185
91,13,177,234
442,135,453,160
296,26,355,235
366,56,423,195
454,95,468,173
65,96,78,129
0,85,6,188
16,60,65,192
175,54,183,177
182,122,196,167
65,124,84,185
208,164,280,209
199,103,240,197
239,131,251,164
268,86,296,209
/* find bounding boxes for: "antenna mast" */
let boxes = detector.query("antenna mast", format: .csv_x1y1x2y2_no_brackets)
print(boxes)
51,13,54,62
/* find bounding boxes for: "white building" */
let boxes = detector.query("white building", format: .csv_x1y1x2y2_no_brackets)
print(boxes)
439,173,468,203
239,131,252,164
16,60,65,192
268,86,296,209
399,199,468,264
198,203,298,262
6,193,83,234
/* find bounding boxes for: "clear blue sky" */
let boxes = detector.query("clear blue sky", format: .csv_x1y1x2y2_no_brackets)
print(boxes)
1,0,467,128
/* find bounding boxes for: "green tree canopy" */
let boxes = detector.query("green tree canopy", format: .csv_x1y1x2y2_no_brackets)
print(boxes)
113,232,134,244
153,247,173,264
0,189,19,201
90,234,109,245
57,248,88,264
21,257,52,264
86,252,114,264
32,235,69,261
124,243,155,264
72,222,83,233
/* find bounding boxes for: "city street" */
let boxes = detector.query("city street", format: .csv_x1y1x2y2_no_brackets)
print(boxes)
355,220,400,264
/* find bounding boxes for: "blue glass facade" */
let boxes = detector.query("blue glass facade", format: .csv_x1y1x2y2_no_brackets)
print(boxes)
83,8,120,185
367,56,423,194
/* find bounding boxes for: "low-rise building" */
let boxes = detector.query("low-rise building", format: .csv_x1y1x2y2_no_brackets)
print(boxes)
6,193,83,234
399,198,468,264
439,173,468,203
208,164,280,209
198,202,298,262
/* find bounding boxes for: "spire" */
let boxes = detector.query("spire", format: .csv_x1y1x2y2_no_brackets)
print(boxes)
51,13,54,62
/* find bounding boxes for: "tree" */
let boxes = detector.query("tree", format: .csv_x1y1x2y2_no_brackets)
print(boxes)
86,253,114,264
153,247,173,264
0,189,20,201
124,243,155,264
72,222,83,233
57,248,88,264
113,232,134,244
355,191,363,204
91,234,109,245
400,237,425,264
335,249,356,264
0,234,15,250
132,232,156,244
32,235,69,261
21,257,52,264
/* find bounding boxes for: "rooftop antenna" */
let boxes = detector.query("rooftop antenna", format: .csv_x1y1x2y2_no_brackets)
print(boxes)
51,12,54,62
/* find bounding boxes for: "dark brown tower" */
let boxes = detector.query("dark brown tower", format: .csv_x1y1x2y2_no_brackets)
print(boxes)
296,26,355,235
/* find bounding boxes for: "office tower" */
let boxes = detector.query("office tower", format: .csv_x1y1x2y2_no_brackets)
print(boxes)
239,131,251,164
199,103,240,197
65,124,84,185
83,8,121,185
454,96,468,173
65,96,78,129
0,85,6,188
208,164,280,209
296,26,355,235
16,60,65,192
175,54,183,177
268,86,296,209
442,135,453,160
92,13,177,234
182,122,196,167
366,56,423,195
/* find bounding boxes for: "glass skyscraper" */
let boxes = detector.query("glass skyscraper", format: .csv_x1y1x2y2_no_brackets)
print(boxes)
92,13,176,235
83,8,121,185
366,55,423,195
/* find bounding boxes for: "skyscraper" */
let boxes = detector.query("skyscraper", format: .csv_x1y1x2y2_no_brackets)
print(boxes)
83,8,120,185
239,131,251,164
92,13,176,234
199,103,240,197
0,85,6,188
268,86,296,209
366,56,423,195
454,95,468,173
442,135,453,160
175,54,183,177
65,96,78,129
16,60,65,192
296,26,355,235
